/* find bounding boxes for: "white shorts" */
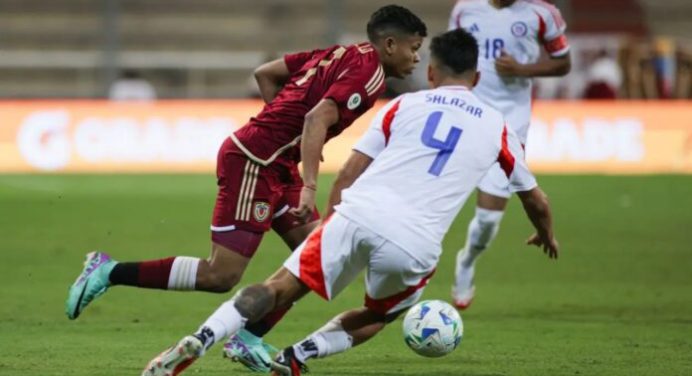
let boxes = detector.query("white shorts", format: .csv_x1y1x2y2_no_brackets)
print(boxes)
284,213,436,315
477,161,512,198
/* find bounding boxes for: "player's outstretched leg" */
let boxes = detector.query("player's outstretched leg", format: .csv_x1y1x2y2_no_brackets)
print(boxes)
141,336,204,376
65,251,116,319
452,204,505,309
65,241,255,319
452,245,477,309
144,269,308,375
225,218,317,373
271,307,391,375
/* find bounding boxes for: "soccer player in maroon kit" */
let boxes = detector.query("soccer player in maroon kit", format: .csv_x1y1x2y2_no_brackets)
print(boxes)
66,5,427,374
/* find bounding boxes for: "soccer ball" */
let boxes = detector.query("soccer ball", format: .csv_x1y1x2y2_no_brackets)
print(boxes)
402,300,463,357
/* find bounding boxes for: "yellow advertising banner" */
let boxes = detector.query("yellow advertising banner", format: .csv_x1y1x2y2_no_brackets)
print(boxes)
0,100,690,174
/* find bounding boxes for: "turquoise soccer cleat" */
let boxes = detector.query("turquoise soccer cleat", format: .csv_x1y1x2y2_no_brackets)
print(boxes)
223,329,278,373
65,251,116,320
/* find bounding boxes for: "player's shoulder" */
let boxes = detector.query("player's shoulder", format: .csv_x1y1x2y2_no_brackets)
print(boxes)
342,43,380,67
519,0,566,26
468,91,504,121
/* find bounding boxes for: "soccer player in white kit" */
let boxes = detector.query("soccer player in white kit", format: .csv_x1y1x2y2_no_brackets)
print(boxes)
448,0,571,309
142,29,558,376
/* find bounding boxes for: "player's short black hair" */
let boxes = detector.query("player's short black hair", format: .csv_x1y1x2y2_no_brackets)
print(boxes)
429,29,479,76
367,5,427,42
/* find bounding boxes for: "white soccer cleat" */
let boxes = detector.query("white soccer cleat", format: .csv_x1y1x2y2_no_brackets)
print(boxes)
452,284,476,310
142,336,204,376
452,248,476,310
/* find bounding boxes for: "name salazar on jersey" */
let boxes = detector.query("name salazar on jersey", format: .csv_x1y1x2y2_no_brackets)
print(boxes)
426,94,484,118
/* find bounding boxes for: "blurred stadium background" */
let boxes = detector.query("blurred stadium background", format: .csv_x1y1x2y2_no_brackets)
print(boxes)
0,0,691,175
1,1,691,375
0,0,689,99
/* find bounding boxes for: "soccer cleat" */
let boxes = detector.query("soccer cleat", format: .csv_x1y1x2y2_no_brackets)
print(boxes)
270,347,309,376
452,284,476,310
452,247,476,310
65,251,117,319
142,335,203,376
223,329,277,373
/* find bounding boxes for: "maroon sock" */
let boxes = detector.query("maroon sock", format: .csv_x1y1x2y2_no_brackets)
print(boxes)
246,306,292,338
137,257,176,289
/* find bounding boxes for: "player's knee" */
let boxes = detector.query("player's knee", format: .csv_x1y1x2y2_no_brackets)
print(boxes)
475,207,504,228
234,284,276,320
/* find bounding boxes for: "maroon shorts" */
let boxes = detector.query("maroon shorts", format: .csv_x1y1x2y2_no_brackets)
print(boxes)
211,138,319,255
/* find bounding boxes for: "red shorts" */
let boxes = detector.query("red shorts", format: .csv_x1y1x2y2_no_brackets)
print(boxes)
211,138,319,242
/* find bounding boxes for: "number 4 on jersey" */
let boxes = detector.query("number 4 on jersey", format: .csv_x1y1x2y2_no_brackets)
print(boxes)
421,111,462,176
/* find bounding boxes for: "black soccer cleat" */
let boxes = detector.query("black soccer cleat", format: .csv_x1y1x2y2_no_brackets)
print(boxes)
270,347,309,376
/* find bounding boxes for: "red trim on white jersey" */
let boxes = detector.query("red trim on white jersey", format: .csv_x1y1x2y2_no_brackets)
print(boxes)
534,10,569,56
298,216,332,300
364,269,436,315
544,35,569,56
524,0,566,30
498,125,516,178
382,99,401,146
535,11,547,42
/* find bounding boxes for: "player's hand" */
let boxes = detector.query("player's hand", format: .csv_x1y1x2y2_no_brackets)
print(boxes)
526,233,559,259
495,50,523,77
289,185,316,224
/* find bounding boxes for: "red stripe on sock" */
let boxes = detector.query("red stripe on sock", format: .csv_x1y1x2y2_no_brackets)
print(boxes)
137,257,176,289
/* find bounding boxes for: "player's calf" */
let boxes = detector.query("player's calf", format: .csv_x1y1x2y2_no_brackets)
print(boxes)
194,266,242,293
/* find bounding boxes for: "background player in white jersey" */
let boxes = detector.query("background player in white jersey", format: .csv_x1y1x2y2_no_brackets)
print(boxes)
448,0,571,309
141,29,558,376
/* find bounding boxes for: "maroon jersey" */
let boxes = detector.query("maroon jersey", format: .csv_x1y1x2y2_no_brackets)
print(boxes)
230,42,385,165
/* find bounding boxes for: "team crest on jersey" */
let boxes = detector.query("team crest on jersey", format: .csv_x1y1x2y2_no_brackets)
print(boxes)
511,21,528,37
253,202,271,222
347,93,362,110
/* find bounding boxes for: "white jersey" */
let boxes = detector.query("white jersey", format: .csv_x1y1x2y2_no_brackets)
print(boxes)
448,0,570,142
335,86,537,264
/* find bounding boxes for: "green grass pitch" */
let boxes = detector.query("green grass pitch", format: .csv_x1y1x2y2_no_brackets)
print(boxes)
1,174,691,376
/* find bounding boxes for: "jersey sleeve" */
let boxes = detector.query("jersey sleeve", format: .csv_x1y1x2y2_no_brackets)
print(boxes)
353,96,403,159
497,124,537,193
284,50,318,74
323,57,385,126
533,1,570,57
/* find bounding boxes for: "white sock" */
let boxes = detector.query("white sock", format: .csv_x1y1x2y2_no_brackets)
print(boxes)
167,256,200,290
195,299,247,350
459,207,504,268
293,319,353,362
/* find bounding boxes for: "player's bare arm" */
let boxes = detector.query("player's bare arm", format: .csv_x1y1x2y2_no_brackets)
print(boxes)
517,187,559,259
495,50,571,77
253,58,291,103
289,98,340,222
325,150,374,218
